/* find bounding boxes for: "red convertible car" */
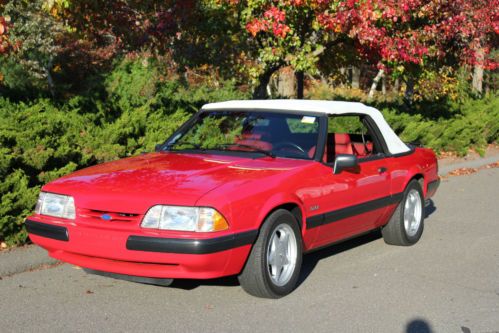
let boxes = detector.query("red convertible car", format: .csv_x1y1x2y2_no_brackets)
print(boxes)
26,100,439,298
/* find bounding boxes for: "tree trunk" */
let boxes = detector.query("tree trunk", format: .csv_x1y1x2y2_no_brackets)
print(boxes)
45,59,55,97
381,75,386,95
393,78,400,93
296,71,304,99
472,48,484,95
276,66,295,98
351,66,360,89
368,69,384,101
404,77,415,102
253,63,282,99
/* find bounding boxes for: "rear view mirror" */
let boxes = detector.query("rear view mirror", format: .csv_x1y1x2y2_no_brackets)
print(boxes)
333,154,358,174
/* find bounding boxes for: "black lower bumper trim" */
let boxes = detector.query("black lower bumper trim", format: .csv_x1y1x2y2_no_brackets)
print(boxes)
83,268,174,286
427,179,440,198
25,219,69,241
126,229,259,254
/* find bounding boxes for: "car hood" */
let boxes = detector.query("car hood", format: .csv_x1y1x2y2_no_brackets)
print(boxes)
43,152,308,214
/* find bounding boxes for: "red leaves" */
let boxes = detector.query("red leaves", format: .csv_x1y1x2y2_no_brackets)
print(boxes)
313,0,498,69
239,0,497,69
245,6,291,38
264,6,286,22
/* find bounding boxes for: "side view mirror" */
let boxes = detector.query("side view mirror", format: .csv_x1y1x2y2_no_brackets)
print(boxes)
333,154,359,174
155,144,163,152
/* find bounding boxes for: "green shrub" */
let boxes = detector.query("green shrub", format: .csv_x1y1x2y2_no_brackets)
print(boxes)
381,95,499,155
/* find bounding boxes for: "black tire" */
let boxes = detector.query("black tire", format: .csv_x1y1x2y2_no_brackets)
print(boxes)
238,209,303,298
382,179,424,246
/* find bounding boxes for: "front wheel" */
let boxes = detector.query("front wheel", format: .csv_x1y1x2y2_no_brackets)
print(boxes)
238,209,303,298
382,179,424,246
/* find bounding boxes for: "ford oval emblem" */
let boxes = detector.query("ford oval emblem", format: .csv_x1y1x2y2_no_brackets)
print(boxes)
101,214,112,221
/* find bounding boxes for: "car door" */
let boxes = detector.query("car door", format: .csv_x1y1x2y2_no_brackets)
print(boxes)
310,115,393,248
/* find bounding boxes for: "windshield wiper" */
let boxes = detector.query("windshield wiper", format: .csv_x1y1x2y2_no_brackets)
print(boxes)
210,143,275,158
164,141,203,151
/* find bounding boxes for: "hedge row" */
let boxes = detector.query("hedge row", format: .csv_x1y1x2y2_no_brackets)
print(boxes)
382,96,499,156
0,61,497,245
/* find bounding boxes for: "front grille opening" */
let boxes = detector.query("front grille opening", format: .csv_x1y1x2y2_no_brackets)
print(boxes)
79,209,140,222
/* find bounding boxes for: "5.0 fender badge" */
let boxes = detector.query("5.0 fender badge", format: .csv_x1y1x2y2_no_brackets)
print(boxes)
310,205,320,211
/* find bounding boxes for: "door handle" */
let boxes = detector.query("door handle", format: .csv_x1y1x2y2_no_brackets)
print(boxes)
378,167,387,174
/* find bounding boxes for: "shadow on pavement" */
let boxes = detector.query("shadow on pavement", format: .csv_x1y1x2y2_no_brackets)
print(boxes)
170,275,239,290
425,199,437,219
406,318,434,333
297,230,382,287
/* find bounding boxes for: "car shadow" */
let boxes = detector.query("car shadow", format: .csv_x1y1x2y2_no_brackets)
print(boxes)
169,201,438,291
170,275,240,290
297,230,382,288
425,199,437,218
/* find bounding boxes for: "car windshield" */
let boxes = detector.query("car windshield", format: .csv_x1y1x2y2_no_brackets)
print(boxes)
165,110,320,160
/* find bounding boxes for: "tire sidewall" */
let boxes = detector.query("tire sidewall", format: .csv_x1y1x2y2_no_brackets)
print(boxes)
260,211,303,297
400,180,424,244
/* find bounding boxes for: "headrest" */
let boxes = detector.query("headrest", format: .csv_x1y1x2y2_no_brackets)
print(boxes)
335,133,351,144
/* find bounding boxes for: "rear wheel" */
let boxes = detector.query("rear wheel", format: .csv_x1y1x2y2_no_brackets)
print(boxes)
238,209,303,298
382,179,424,246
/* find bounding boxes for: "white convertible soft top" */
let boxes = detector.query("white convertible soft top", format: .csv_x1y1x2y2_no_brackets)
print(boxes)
202,100,410,154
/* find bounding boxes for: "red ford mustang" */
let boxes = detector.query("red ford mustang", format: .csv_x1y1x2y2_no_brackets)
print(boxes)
26,100,439,298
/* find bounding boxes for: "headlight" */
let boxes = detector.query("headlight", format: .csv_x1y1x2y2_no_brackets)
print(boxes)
35,192,76,219
141,205,229,232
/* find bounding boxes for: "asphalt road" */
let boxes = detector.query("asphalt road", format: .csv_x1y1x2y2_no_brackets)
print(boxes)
1,168,498,333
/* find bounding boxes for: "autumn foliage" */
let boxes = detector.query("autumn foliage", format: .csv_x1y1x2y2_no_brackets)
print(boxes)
242,0,498,71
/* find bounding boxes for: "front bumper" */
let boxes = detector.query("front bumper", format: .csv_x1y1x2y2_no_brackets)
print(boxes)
25,218,257,279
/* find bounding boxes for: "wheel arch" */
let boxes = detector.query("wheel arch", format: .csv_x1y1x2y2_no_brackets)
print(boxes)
408,173,425,195
265,203,303,230
256,194,306,234
401,162,425,195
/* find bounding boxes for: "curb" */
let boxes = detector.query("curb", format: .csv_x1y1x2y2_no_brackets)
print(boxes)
0,244,59,278
438,155,499,176
1,154,497,278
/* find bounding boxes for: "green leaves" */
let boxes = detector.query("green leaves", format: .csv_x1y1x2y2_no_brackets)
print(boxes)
0,58,249,244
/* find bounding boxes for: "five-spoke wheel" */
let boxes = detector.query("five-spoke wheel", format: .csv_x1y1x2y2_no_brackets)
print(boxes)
382,179,425,246
238,209,303,298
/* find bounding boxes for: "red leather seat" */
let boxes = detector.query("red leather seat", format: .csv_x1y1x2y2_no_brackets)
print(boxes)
235,133,273,151
236,139,273,151
352,142,374,157
335,133,353,155
308,133,336,162
352,143,366,157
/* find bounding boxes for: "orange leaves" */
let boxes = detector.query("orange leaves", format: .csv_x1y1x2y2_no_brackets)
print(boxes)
0,15,10,36
448,168,478,177
246,19,266,37
0,15,11,54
